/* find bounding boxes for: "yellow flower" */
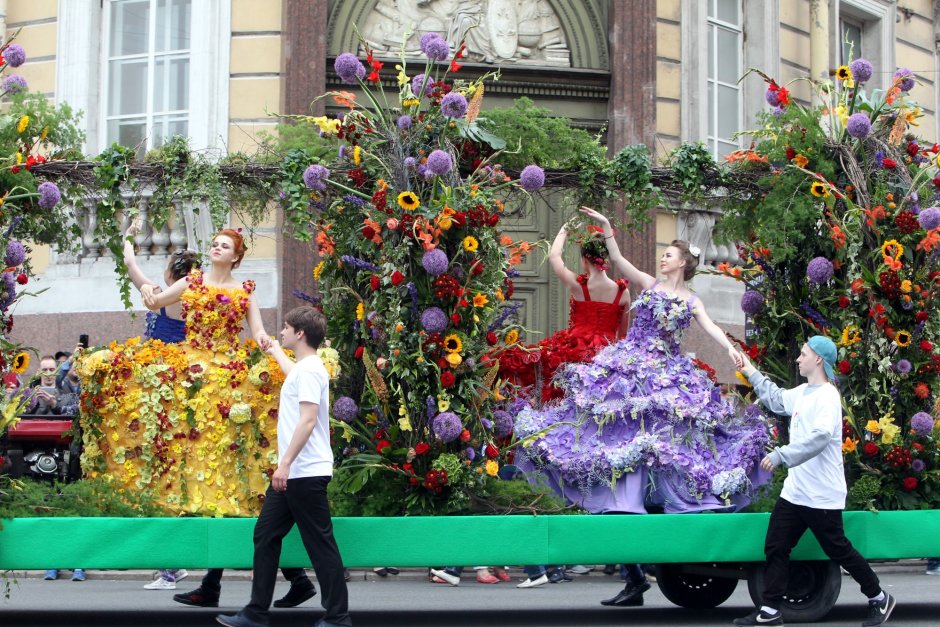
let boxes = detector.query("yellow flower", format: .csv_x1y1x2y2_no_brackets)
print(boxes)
810,181,830,198
397,191,420,211
881,240,903,261
485,459,499,477
735,371,752,387
792,154,809,168
15,152,22,165
313,261,325,280
443,333,463,354
445,352,462,367
834,104,848,126
398,416,412,431
438,397,450,412
473,293,489,308
838,325,862,347
395,64,408,86
12,352,29,373
836,65,853,81
905,107,922,127
17,115,29,134
309,116,340,135
463,236,479,252
894,330,912,347
504,329,519,345
865,419,881,434
842,438,858,454
402,98,420,107
356,302,365,320
900,279,912,293
40,126,48,140
495,288,504,302
353,145,362,166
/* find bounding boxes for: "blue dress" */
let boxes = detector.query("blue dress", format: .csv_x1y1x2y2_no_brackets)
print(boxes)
513,286,771,513
144,307,185,343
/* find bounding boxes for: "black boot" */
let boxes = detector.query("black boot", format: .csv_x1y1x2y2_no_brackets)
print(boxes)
600,580,651,607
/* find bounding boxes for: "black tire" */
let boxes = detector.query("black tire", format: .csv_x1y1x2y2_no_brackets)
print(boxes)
746,560,841,623
655,563,739,609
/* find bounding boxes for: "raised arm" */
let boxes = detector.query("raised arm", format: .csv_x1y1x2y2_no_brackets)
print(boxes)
122,222,158,291
547,223,580,291
692,299,744,369
141,276,188,311
579,206,656,290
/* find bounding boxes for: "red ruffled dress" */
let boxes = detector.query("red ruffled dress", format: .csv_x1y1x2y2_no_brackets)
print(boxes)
499,275,629,402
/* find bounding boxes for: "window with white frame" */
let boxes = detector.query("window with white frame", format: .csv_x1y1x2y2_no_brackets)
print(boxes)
106,0,192,157
706,0,743,159
840,17,864,65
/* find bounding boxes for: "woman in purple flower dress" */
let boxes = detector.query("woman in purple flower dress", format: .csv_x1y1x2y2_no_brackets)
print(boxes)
513,207,770,515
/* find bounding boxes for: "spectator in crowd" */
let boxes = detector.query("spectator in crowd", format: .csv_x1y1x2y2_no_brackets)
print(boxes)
31,355,68,415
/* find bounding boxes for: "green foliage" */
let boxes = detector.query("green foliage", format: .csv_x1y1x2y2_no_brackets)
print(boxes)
0,477,167,518
259,122,335,161
278,148,322,241
92,143,138,309
668,142,717,201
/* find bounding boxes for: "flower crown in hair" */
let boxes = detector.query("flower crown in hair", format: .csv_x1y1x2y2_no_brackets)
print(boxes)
688,244,701,258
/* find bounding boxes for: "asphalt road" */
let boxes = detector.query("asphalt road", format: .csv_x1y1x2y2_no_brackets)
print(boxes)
1,564,938,626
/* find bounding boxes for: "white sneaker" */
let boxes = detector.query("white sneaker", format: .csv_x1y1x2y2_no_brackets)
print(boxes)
173,569,188,582
429,568,460,586
516,574,549,588
144,577,177,590
568,565,593,575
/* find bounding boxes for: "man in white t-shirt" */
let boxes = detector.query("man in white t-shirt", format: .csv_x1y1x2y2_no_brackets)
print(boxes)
217,306,351,627
733,336,895,627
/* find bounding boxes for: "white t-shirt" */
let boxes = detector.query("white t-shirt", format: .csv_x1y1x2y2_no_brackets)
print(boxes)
774,382,846,509
277,354,334,478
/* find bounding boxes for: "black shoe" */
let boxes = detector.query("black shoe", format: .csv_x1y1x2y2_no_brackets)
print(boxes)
548,568,573,583
603,564,617,575
862,592,896,627
600,581,651,606
215,612,267,627
273,583,317,608
174,586,220,608
732,608,783,625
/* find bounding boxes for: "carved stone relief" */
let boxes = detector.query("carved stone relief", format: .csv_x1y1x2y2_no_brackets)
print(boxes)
360,0,571,67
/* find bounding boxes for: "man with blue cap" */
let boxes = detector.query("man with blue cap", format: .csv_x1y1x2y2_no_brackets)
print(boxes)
732,336,896,627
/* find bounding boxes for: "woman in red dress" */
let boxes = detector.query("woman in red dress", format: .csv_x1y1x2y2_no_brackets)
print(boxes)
499,222,630,403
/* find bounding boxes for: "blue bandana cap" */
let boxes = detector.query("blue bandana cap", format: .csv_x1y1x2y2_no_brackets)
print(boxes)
807,335,837,381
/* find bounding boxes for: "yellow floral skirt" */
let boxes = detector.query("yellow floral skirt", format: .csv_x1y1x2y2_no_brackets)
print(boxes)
78,337,283,516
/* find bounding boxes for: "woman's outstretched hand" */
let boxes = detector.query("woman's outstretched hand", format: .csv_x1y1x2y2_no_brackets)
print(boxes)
126,217,143,238
728,347,745,370
141,284,157,308
579,206,609,225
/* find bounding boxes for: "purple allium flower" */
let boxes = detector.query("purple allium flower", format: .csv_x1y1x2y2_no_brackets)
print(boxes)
404,156,417,168
2,43,26,68
896,359,912,374
466,446,476,461
397,115,412,130
519,165,545,192
740,290,765,315
440,92,468,118
37,181,60,208
920,207,940,231
412,73,433,98
303,164,330,191
417,164,428,178
912,459,926,473
846,113,871,139
426,149,452,176
894,67,915,92
420,34,450,61
911,412,934,434
420,307,448,334
806,256,834,285
432,411,462,443
850,58,873,83
874,150,885,168
422,248,449,275
5,240,26,267
332,396,359,423
771,105,785,117
480,417,491,430
493,410,513,438
1,271,15,290
2,74,27,94
334,53,366,84
765,88,781,107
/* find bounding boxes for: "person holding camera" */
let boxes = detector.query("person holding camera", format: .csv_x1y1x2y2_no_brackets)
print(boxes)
32,355,68,416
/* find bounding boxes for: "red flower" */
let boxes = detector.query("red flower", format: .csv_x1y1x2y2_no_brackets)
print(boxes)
785,146,796,160
415,442,430,455
441,371,456,388
391,271,405,286
838,360,852,375
15,273,27,285
921,340,934,352
376,439,392,454
902,476,918,491
485,443,499,459
486,331,498,346
934,175,940,188
838,296,850,308
459,429,471,442
354,346,364,359
470,260,484,275
863,442,880,456
362,225,376,240
917,311,929,323
882,158,897,169
370,275,380,290
450,313,461,325
914,382,931,399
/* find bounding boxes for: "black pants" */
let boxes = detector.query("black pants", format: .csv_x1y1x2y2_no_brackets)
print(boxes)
242,476,350,625
201,567,310,594
762,498,880,608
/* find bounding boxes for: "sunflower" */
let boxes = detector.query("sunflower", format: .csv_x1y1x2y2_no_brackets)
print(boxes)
504,329,519,345
473,293,489,308
397,191,420,211
838,325,862,346
881,239,904,261
810,181,830,197
894,330,912,347
835,65,852,81
443,333,463,354
463,236,479,252
312,261,325,280
12,351,29,373
356,303,365,321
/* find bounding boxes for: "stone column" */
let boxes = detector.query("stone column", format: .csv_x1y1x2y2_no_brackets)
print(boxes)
607,0,657,277
277,0,328,319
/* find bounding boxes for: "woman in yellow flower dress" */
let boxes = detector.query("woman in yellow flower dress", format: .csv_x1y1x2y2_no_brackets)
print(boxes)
79,229,282,516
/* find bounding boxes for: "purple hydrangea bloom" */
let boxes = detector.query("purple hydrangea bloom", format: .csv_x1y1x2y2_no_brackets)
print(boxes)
332,396,359,423
912,459,926,473
37,181,61,209
765,88,781,107
420,307,448,334
894,68,915,92
420,33,450,61
3,43,26,68
404,156,417,168
397,115,412,130
493,410,513,438
5,240,26,267
440,92,468,118
422,248,449,275
412,73,433,98
740,290,765,315
426,149,453,176
334,53,366,84
2,74,27,94
846,113,871,139
850,58,873,83
911,412,934,434
919,207,940,231
895,359,912,374
432,411,462,443
303,164,330,191
519,165,545,192
806,257,834,285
